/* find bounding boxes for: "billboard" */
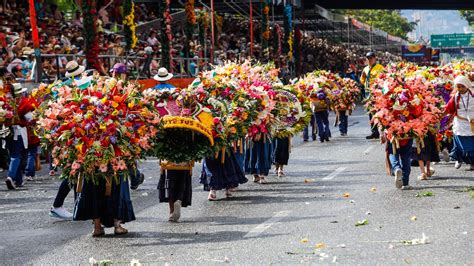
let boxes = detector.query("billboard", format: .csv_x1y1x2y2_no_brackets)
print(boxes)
401,45,430,62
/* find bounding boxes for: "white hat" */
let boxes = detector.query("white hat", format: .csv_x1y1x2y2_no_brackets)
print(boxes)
144,46,153,54
12,83,27,95
65,60,85,78
22,48,34,56
454,75,473,93
154,67,173,82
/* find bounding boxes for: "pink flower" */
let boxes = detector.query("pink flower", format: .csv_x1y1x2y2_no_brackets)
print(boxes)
99,164,108,173
71,161,81,170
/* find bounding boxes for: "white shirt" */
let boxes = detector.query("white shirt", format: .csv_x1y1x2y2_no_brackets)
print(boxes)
147,37,159,46
453,92,474,136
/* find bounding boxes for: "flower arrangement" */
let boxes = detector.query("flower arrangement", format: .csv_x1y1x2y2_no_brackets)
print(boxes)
272,85,311,138
0,95,14,124
193,68,257,147
142,88,216,163
35,79,161,184
331,77,360,112
123,0,138,50
367,73,443,143
160,0,173,69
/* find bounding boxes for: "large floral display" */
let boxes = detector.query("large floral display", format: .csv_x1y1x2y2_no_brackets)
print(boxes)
35,78,161,185
366,62,473,148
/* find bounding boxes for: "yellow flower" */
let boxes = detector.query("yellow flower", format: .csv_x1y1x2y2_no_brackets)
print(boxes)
112,102,119,108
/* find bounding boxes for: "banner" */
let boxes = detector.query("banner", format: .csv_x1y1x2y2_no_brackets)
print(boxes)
401,45,430,62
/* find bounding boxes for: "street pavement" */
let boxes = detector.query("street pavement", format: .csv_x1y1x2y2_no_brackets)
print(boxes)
0,106,473,265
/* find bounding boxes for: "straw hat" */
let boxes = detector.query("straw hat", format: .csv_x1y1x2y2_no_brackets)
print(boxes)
154,67,173,82
65,60,85,78
12,83,27,96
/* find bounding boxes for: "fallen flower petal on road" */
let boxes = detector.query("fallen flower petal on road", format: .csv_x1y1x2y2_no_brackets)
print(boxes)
355,219,369,226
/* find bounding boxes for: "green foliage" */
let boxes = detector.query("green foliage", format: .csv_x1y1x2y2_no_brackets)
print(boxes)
343,10,416,39
460,10,474,27
149,129,214,163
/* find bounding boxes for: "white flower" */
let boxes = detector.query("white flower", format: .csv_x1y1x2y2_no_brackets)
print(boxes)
130,259,141,266
89,257,98,265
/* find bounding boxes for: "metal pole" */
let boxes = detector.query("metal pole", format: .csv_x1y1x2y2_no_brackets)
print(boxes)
210,0,215,64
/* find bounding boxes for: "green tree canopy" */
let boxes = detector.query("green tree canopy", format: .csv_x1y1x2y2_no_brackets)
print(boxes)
459,10,474,27
337,10,416,39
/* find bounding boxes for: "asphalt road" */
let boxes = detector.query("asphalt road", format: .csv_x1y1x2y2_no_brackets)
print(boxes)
0,106,473,265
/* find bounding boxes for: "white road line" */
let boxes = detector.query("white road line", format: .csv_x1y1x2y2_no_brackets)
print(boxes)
244,210,291,238
0,209,44,214
322,167,346,181
364,145,375,154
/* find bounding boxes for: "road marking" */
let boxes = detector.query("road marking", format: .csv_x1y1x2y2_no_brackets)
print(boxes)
364,145,375,154
244,210,291,238
322,167,346,181
0,209,44,214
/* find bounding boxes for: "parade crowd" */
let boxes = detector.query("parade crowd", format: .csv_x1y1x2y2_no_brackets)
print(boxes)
1,49,473,237
0,2,399,81
1,1,473,239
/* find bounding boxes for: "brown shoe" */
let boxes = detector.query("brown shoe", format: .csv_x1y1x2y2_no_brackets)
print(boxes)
114,225,128,235
92,227,105,237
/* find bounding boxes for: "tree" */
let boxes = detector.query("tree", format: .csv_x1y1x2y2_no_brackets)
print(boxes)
459,10,474,29
340,10,416,39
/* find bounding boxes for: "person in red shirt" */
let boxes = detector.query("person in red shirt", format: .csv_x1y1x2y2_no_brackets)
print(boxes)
5,83,35,190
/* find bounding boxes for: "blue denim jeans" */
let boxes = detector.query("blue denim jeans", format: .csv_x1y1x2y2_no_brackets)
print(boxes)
7,138,25,185
339,111,348,134
303,114,316,140
25,145,39,177
388,140,413,186
315,111,331,140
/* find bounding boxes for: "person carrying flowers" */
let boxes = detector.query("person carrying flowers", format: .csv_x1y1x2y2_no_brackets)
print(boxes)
382,133,414,190
445,75,474,171
311,88,331,143
360,52,384,140
109,63,145,190
145,87,206,222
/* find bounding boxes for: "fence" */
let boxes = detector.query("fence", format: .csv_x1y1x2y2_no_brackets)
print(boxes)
25,54,209,83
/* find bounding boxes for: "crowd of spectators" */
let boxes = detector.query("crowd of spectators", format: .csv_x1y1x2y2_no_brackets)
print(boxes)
0,1,401,82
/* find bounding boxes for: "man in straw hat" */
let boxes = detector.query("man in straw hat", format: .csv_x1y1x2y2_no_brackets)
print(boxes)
152,67,175,90
64,60,86,79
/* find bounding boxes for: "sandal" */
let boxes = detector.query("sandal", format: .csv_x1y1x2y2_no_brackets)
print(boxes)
114,225,128,235
92,227,105,237
417,173,428,181
208,190,217,201
259,176,268,184
252,175,260,183
277,170,285,177
225,189,232,198
427,169,435,177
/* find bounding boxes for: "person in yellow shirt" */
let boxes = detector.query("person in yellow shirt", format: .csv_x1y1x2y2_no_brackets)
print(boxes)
360,52,384,139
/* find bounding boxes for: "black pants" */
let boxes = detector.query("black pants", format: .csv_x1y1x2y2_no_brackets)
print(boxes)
368,113,379,136
53,179,76,208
